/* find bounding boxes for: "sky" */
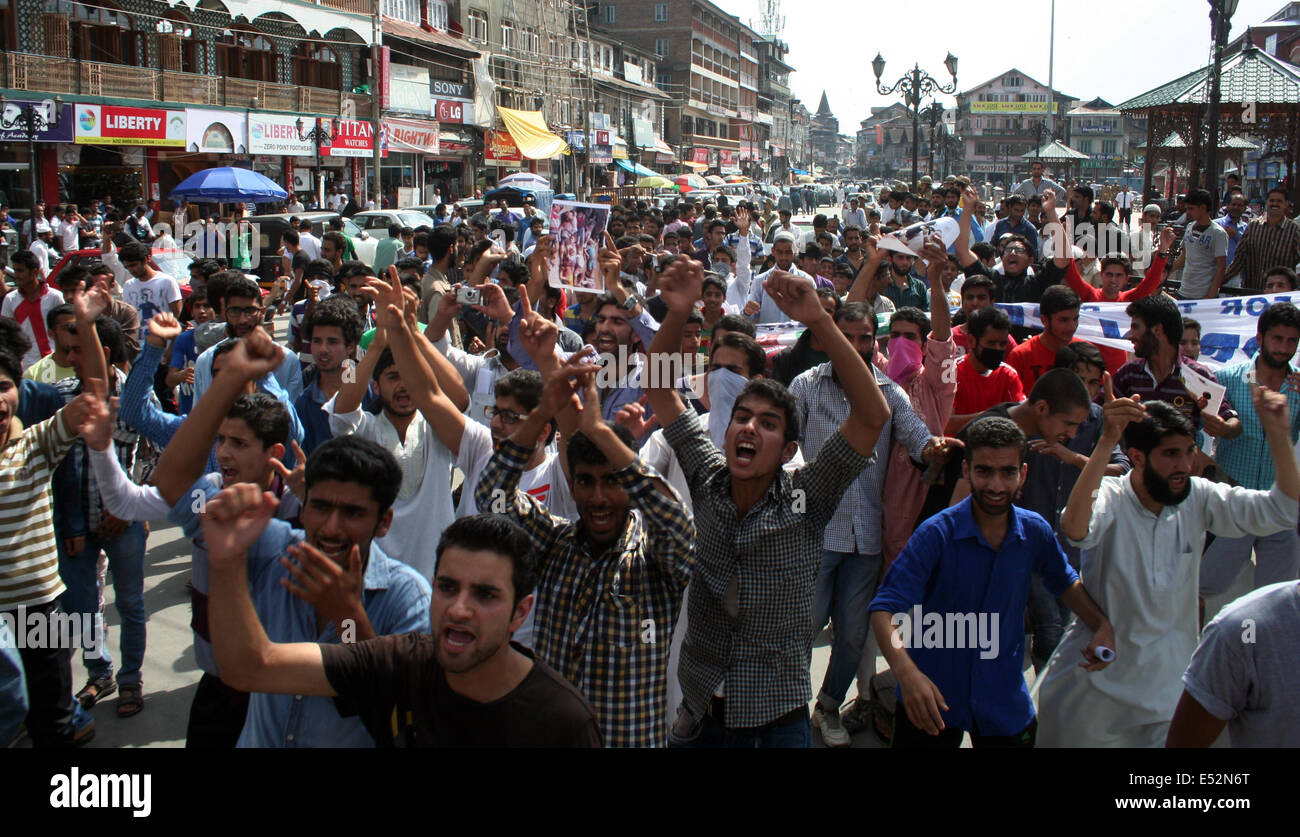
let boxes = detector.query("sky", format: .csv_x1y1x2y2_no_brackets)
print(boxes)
712,0,1291,129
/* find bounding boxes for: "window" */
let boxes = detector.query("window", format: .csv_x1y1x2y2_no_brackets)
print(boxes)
550,37,560,58
293,42,339,90
604,3,615,24
216,27,275,82
655,38,668,57
467,9,487,42
48,0,137,65
1077,139,1092,153
656,71,671,89
500,19,514,50
654,3,667,21
429,0,448,30
382,0,419,25
1101,139,1117,155
523,26,539,53
1005,76,1021,87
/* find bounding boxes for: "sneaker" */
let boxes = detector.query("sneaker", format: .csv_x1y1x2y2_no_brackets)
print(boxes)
813,703,852,748
840,697,873,736
71,704,95,747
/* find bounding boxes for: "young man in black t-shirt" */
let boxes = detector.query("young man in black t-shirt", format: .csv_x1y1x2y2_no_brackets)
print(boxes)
204,497,602,748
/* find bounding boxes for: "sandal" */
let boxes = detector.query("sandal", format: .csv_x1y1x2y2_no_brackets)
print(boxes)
116,682,144,718
76,675,116,709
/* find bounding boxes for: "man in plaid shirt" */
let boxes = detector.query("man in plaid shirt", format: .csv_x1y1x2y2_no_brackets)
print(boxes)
647,260,892,748
1200,302,1300,600
475,292,695,748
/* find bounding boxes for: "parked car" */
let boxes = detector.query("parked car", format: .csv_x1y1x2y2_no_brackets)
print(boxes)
350,210,437,236
47,247,196,301
245,211,376,287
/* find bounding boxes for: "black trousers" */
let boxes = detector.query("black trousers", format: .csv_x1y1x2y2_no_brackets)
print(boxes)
2,600,79,747
892,708,1037,749
185,672,250,748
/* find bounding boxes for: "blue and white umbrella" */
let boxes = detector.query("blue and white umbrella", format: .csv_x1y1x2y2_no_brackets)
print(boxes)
497,172,551,191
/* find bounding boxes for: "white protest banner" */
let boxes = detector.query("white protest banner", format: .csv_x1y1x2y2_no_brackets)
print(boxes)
994,291,1300,371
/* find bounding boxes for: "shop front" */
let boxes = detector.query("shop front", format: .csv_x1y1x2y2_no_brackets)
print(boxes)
319,118,383,205
69,103,186,212
248,112,319,205
0,99,74,213
383,116,440,208
429,93,474,201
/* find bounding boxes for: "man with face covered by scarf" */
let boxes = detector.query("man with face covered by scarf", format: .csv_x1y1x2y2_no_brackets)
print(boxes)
1034,390,1300,748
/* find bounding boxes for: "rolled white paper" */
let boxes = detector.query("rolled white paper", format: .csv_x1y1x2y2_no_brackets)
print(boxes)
1095,645,1116,662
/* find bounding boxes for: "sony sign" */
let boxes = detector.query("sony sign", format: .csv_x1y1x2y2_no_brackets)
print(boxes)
431,80,468,99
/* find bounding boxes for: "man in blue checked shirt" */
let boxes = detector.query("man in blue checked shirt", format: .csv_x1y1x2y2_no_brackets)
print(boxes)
870,416,1115,748
1200,302,1300,600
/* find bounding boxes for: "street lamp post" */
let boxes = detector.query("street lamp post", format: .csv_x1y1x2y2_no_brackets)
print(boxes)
296,118,333,209
872,52,958,191
1205,0,1239,195
0,95,63,246
924,101,943,181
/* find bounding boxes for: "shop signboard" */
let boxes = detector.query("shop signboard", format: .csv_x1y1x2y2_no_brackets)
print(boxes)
0,100,74,143
320,118,382,158
74,104,185,146
485,129,521,165
386,117,440,155
248,113,315,156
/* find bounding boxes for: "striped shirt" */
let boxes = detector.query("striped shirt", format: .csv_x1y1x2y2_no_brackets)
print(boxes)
474,438,695,748
0,412,77,609
1224,216,1300,291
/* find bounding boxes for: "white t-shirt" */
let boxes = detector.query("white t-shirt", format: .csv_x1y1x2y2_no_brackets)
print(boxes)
61,220,81,252
455,420,575,520
28,238,53,278
326,394,454,581
298,232,322,262
121,273,182,344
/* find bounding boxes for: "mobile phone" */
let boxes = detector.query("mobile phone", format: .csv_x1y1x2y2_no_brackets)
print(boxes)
456,286,481,306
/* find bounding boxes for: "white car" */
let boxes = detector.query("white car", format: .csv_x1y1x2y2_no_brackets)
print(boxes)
350,210,438,237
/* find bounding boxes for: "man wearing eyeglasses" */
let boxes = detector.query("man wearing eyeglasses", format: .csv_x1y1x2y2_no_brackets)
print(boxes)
192,274,305,405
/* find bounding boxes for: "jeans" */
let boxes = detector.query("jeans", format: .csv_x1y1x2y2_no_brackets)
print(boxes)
811,550,880,708
58,522,148,686
1199,528,1300,598
668,706,812,748
1026,570,1063,673
0,600,79,747
892,710,1037,749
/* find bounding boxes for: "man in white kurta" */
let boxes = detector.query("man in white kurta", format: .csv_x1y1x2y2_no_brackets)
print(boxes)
1033,394,1300,747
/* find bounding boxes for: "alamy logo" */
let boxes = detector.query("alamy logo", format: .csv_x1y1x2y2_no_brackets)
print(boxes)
889,605,1000,660
0,607,104,659
50,768,151,817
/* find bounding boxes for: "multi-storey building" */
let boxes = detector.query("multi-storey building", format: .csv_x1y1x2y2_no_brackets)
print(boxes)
956,68,1074,188
601,0,752,174
1065,98,1129,183
0,0,380,212
755,34,793,181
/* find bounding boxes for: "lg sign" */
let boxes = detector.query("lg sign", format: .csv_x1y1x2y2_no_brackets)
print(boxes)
434,99,463,124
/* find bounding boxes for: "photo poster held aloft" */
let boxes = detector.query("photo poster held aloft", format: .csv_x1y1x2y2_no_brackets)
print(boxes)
548,200,610,293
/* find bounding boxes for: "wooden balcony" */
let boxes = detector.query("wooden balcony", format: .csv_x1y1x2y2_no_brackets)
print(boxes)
2,53,367,118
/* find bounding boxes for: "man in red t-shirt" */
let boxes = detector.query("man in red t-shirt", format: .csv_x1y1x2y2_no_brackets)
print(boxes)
946,304,1025,434
0,250,65,370
1007,285,1082,392
951,273,1019,357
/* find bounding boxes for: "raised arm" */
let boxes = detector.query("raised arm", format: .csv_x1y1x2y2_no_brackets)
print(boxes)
368,272,467,456
921,236,952,341
643,256,705,428
845,236,885,304
1060,391,1145,542
151,328,282,506
955,185,978,269
72,285,111,393
1256,383,1300,501
333,320,387,415
765,271,890,455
